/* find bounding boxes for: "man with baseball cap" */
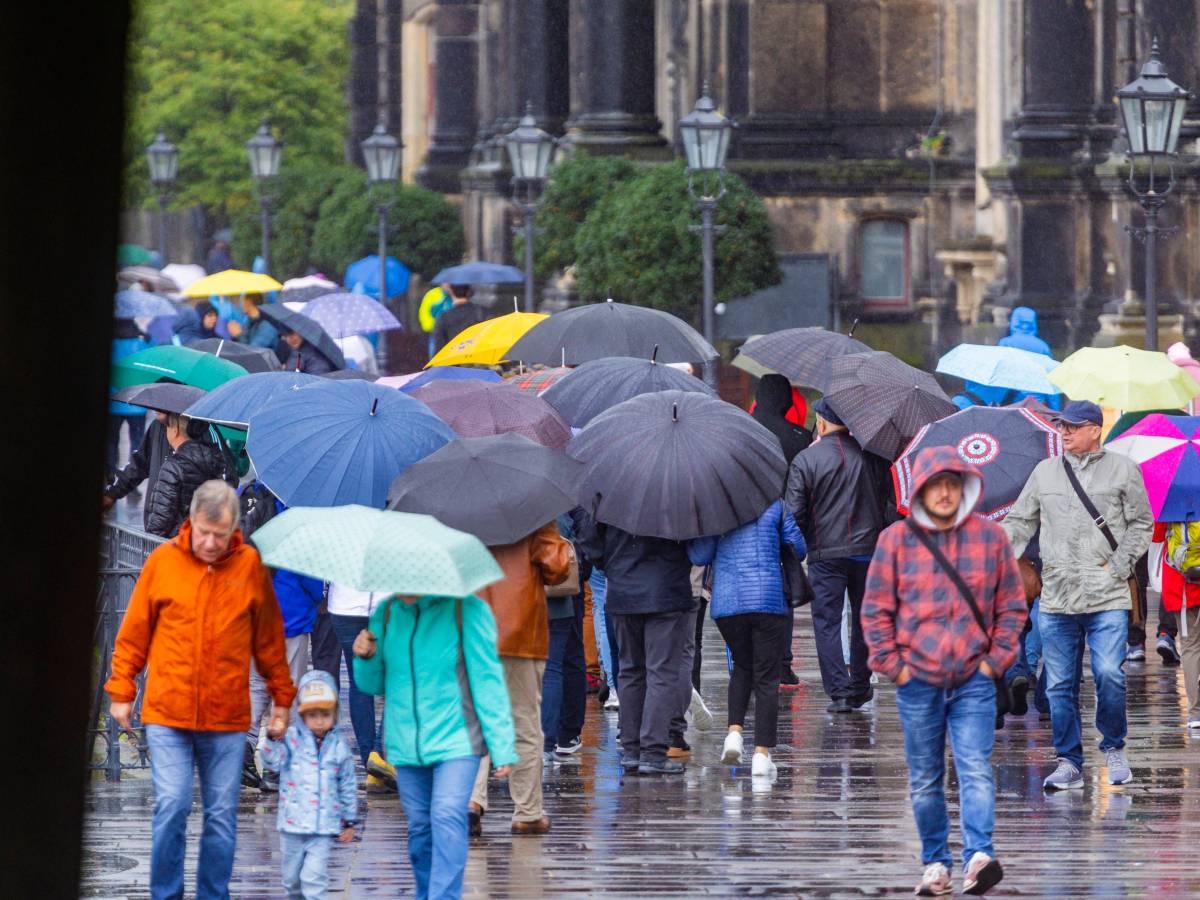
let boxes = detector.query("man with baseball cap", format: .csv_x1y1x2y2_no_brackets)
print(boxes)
1003,400,1153,789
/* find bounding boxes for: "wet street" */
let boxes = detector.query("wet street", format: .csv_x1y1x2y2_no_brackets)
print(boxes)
82,606,1200,898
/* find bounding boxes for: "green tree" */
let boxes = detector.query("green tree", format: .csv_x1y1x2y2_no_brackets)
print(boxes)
124,0,352,216
574,161,781,323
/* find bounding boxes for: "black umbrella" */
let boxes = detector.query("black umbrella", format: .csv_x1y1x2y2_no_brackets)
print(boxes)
322,368,378,381
733,328,870,391
187,338,283,374
541,353,717,427
822,351,956,460
258,303,346,369
387,433,584,546
112,382,207,415
280,284,338,304
411,380,572,449
505,300,718,367
567,390,787,540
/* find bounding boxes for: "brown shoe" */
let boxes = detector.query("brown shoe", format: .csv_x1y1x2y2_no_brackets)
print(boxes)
666,746,691,760
510,817,551,835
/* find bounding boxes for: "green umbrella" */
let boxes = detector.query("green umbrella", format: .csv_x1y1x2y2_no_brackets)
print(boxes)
111,346,248,392
251,505,504,597
117,243,154,266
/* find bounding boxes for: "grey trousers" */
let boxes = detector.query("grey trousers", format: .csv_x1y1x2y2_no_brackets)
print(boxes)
248,634,310,746
613,609,692,764
670,604,699,738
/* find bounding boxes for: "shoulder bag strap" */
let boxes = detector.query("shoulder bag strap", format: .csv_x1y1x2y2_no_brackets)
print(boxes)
1062,458,1119,551
904,519,990,641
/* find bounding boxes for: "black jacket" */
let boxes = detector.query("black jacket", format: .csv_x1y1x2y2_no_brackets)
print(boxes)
751,374,812,465
283,341,339,375
105,420,172,529
784,431,890,562
574,513,695,616
433,302,488,352
145,440,232,538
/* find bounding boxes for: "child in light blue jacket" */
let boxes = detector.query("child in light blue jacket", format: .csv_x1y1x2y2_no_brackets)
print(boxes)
261,669,358,900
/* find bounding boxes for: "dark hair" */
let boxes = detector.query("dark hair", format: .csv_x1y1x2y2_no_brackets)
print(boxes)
195,301,217,320
449,284,473,300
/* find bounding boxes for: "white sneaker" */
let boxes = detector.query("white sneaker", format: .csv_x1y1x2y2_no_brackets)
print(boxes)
721,730,744,764
689,688,714,731
751,751,776,779
1188,720,1200,730
604,691,619,711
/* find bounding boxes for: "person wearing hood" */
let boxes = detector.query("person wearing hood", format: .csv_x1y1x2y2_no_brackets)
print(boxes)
281,329,340,375
863,446,1026,897
145,414,235,538
1167,341,1200,415
751,374,813,465
997,306,1051,356
260,670,358,900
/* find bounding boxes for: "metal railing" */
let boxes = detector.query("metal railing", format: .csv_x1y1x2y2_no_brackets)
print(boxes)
91,522,165,781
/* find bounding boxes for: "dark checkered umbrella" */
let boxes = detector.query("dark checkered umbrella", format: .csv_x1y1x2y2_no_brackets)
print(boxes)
258,303,346,370
187,338,283,374
823,351,956,460
410,380,572,450
541,355,717,427
503,367,572,395
734,328,870,391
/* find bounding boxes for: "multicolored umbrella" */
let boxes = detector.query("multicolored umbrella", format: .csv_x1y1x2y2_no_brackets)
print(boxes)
426,311,548,367
301,292,402,339
936,344,1060,395
732,328,870,391
1049,345,1200,412
893,406,1062,520
1106,414,1200,521
410,380,572,449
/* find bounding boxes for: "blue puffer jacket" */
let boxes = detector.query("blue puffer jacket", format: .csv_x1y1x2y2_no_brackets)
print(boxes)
260,670,358,836
688,501,806,618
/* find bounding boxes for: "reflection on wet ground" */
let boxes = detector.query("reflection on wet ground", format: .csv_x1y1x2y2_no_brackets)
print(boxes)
83,610,1200,897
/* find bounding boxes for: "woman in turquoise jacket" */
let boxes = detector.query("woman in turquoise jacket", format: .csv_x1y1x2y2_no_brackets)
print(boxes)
353,594,516,900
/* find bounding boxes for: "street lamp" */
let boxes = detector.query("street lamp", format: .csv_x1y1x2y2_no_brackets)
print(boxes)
680,83,733,384
245,119,282,273
505,103,557,313
145,131,178,265
1116,38,1192,351
361,116,403,311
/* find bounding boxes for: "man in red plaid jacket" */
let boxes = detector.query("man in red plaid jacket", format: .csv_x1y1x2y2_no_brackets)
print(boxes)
862,446,1026,897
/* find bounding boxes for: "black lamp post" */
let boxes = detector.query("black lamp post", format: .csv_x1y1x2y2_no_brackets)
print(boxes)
1116,39,1192,351
145,131,178,265
361,116,403,311
245,119,282,273
505,104,557,313
679,84,733,384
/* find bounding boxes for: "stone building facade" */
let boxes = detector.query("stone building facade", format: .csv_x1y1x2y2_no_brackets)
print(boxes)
363,0,1200,357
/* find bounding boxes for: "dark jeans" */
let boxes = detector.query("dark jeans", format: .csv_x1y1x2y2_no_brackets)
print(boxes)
329,613,379,767
691,598,707,690
613,609,692,764
310,611,340,683
808,558,872,701
605,604,621,687
543,599,587,752
715,613,789,748
670,602,700,740
106,412,147,475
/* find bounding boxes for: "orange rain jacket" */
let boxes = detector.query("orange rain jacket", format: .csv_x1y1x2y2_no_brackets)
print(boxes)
105,519,296,731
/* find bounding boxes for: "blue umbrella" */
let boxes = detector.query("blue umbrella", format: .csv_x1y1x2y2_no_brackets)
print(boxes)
399,366,502,394
300,292,402,339
431,261,525,285
344,255,411,301
246,380,455,508
114,290,178,319
936,344,1059,395
185,371,323,428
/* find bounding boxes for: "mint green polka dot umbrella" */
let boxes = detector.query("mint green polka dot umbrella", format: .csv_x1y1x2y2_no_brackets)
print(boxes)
251,505,503,597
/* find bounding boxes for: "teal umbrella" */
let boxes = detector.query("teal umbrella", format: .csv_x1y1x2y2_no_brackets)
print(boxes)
251,505,504,597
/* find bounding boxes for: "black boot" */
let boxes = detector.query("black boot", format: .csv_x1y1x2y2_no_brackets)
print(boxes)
241,741,261,790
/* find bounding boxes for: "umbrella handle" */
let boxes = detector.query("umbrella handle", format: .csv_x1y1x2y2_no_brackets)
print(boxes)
847,317,860,338
651,344,659,365
370,398,379,416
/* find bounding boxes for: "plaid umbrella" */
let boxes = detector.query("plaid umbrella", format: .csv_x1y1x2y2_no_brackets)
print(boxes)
823,351,956,460
733,328,870,391
410,380,572,449
503,367,572,395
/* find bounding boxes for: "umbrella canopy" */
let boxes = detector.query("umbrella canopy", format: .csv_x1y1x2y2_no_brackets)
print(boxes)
426,311,548,368
111,382,206,415
893,406,1062,521
344,255,411,300
185,370,321,428
541,355,717,428
280,274,339,305
431,261,525,284
823,351,957,460
411,380,572,449
258,303,346,369
388,434,584,545
111,345,248,391
118,265,178,293
399,366,502,394
323,368,378,381
732,328,870,391
1049,345,1200,411
1106,414,1200,520
568,390,788,540
506,301,718,367
252,505,503,597
114,290,177,319
118,244,154,267
246,380,455,508
161,263,207,293
186,338,283,374
502,367,572,395
377,372,423,390
183,269,283,298
300,292,402,339
936,344,1060,394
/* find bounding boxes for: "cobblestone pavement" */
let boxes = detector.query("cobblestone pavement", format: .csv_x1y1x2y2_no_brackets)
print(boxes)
82,609,1200,898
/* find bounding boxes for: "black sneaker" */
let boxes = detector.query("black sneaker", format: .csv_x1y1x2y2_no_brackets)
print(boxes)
260,768,279,793
848,687,874,709
241,742,261,790
619,752,641,771
780,668,801,688
598,682,610,706
554,736,582,755
1157,635,1182,667
1009,675,1030,715
638,759,685,775
468,809,482,838
826,698,853,714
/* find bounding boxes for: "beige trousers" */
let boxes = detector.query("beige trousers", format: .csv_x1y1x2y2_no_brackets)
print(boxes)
1181,607,1200,720
470,656,545,822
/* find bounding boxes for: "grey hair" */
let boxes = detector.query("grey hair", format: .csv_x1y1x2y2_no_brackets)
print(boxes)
190,479,241,528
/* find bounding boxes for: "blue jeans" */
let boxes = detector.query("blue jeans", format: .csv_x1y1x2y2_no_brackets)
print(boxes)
145,725,244,900
590,569,615,683
394,756,480,900
543,600,587,752
279,832,331,900
329,613,379,766
895,672,997,871
1039,608,1127,769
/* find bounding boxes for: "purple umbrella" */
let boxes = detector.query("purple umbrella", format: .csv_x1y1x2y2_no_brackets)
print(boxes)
410,380,572,450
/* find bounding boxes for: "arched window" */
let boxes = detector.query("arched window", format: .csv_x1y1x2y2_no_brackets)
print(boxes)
859,219,909,308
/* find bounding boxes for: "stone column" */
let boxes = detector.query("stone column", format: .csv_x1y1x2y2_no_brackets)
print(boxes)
418,0,479,192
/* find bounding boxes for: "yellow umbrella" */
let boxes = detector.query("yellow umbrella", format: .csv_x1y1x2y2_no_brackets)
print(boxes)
426,311,548,367
183,269,284,298
1049,345,1200,412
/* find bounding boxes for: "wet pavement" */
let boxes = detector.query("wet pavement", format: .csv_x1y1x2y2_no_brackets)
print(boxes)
82,602,1200,898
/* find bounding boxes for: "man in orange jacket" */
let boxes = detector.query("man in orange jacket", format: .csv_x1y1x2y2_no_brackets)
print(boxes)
106,480,296,900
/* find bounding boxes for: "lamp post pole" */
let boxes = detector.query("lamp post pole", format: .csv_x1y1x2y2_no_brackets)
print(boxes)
246,119,283,274
156,193,171,266
378,201,390,312
698,197,717,355
521,203,536,313
259,194,272,274
146,132,178,266
505,104,557,314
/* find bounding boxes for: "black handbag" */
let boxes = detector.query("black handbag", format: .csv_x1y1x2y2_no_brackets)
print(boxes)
782,544,814,608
